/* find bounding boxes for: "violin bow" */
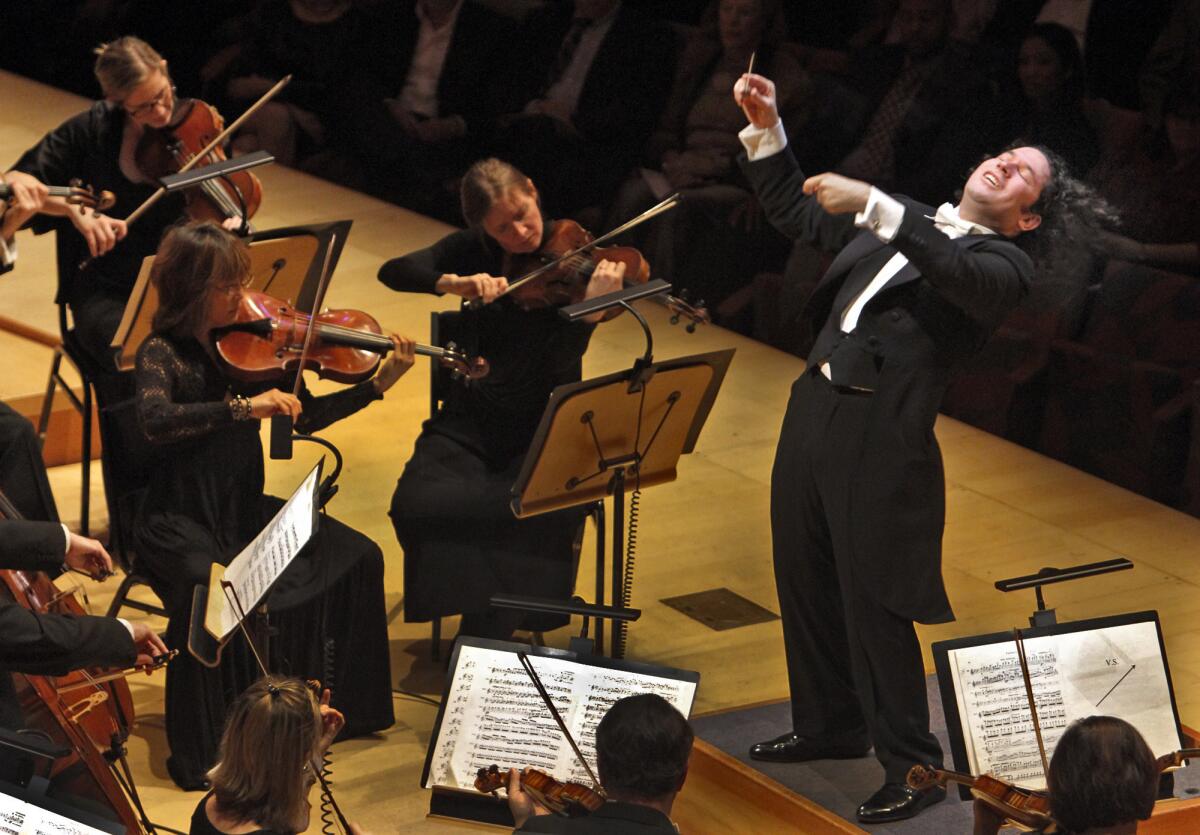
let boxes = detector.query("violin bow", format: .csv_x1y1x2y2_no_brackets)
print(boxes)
54,651,179,693
496,193,681,298
221,580,354,835
288,233,339,399
516,652,604,792
1014,628,1051,779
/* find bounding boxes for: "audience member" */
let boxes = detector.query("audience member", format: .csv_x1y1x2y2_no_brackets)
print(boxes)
214,0,373,167
605,0,811,312
508,693,693,833
485,0,678,219
328,0,518,220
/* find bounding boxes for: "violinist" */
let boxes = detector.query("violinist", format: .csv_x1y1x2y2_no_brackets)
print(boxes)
507,693,692,833
378,158,624,643
6,37,235,401
132,221,413,790
194,676,370,835
973,716,1160,835
0,519,167,731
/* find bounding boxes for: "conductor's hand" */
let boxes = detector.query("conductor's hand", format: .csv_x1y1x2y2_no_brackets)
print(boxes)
507,768,552,829
437,272,508,304
581,259,626,324
317,688,345,753
734,73,779,129
248,388,302,420
802,172,871,215
65,532,114,580
130,622,169,667
373,334,416,395
70,208,127,258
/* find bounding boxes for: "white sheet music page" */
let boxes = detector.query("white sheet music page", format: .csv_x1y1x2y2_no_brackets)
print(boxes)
210,460,321,639
0,790,111,835
425,645,698,790
948,620,1178,790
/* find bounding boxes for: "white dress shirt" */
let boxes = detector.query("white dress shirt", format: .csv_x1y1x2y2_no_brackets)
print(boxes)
540,6,619,118
399,0,465,118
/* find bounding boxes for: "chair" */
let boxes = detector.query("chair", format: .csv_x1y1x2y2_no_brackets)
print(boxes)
425,309,604,660
96,396,166,619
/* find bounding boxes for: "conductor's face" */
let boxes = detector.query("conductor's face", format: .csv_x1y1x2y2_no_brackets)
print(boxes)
961,146,1051,237
482,184,544,255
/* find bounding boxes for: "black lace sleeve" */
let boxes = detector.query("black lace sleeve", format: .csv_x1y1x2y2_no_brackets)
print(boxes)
135,335,234,444
294,379,382,435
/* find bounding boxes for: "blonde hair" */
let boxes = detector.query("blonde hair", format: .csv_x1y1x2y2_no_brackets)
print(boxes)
150,221,250,339
93,36,165,100
459,158,535,228
207,677,322,834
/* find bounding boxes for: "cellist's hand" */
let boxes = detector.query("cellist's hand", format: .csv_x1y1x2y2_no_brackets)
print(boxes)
70,208,127,258
734,73,779,130
506,768,552,828
129,622,169,667
373,334,416,395
436,272,508,304
248,388,302,420
580,259,625,324
64,532,114,580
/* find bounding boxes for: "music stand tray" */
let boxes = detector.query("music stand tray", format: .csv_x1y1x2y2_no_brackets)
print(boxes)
510,348,734,656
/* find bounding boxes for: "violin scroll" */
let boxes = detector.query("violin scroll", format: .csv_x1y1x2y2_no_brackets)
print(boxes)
440,341,489,381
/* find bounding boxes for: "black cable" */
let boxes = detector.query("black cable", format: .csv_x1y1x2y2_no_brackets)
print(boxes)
392,688,441,707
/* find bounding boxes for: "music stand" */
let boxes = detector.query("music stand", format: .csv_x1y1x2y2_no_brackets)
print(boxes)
511,284,733,657
110,219,353,372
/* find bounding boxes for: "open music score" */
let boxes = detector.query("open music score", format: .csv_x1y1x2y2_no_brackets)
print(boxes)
0,791,112,835
424,642,698,792
945,617,1180,790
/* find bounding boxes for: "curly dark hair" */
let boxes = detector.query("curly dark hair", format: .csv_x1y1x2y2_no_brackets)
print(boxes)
1047,715,1159,833
595,693,693,802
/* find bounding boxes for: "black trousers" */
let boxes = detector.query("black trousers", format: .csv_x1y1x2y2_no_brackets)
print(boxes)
770,369,942,783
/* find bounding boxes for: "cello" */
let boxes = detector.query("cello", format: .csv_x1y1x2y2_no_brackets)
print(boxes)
0,492,155,832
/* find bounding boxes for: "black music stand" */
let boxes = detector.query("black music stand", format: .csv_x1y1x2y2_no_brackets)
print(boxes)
510,284,733,658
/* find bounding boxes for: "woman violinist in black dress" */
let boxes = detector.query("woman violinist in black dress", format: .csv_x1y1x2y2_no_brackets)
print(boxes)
134,221,415,789
379,158,624,642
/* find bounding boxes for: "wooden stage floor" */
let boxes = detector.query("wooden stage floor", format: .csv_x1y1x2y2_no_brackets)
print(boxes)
4,71,1200,832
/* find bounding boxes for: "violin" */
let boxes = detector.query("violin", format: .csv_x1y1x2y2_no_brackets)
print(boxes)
495,216,710,329
214,289,490,385
907,764,1056,832
475,764,606,817
0,179,115,213
135,98,262,225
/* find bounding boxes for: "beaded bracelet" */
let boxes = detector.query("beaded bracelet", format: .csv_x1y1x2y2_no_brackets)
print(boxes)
230,394,253,421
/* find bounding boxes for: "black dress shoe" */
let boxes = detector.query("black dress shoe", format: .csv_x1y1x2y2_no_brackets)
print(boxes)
748,732,870,763
856,782,946,823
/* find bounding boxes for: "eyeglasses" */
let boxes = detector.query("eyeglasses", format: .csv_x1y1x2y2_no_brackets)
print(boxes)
123,81,175,118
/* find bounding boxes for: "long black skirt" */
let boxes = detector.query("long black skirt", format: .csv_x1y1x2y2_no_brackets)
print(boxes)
140,505,394,788
390,431,588,632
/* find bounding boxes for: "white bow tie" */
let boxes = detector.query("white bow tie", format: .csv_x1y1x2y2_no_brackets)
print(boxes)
930,203,994,238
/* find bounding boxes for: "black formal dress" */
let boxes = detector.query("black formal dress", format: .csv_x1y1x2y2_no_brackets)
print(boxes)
132,333,393,788
0,403,59,522
11,101,187,400
189,794,288,835
741,143,1033,783
378,225,594,639
0,519,135,730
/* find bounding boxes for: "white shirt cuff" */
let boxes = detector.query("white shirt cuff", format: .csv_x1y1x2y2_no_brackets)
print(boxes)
60,523,71,555
854,187,906,242
738,119,788,161
0,234,15,269
118,618,135,641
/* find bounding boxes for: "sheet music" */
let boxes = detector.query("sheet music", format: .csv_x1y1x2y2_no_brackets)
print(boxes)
0,793,110,835
208,461,321,639
948,621,1179,790
425,645,697,791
